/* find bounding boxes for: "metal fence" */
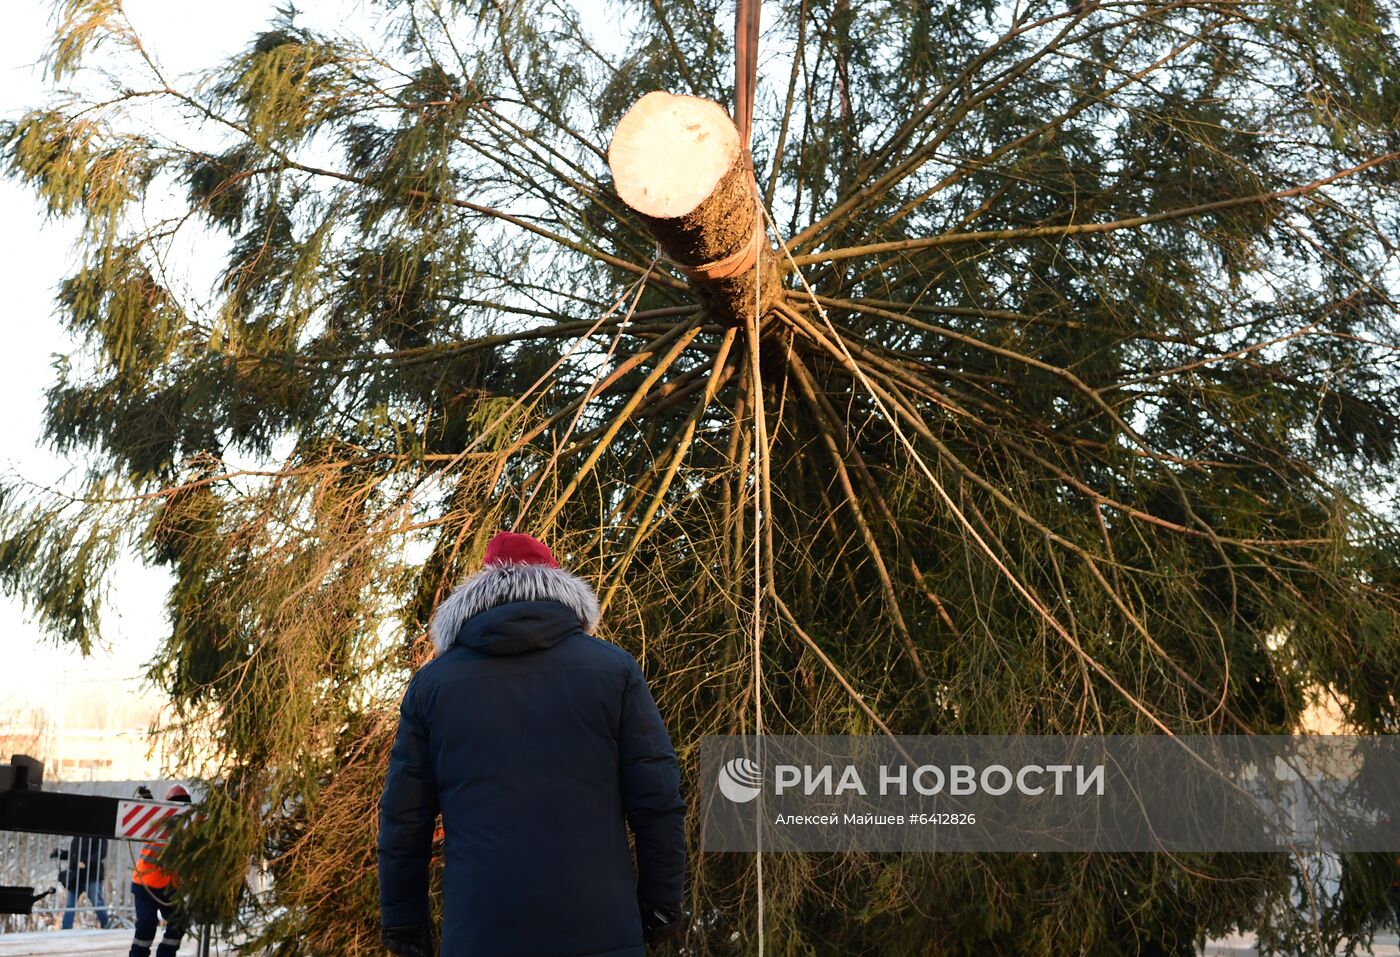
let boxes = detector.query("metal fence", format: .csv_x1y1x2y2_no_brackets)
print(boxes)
1,778,171,934
0,830,145,933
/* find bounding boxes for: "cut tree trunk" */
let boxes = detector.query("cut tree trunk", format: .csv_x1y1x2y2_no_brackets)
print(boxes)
609,91,781,328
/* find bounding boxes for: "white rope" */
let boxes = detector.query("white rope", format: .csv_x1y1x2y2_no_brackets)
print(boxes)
750,186,767,957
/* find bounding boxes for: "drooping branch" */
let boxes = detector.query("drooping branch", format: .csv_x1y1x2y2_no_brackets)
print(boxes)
792,151,1400,268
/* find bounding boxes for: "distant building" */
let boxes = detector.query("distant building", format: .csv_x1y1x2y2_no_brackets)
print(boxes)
0,677,170,783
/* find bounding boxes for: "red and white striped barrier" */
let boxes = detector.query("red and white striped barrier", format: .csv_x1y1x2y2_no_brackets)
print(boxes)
115,799,189,841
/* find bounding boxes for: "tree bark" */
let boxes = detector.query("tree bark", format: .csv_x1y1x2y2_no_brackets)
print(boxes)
609,91,780,328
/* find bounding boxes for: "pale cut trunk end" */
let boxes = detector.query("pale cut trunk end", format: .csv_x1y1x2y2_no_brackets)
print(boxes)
609,91,779,328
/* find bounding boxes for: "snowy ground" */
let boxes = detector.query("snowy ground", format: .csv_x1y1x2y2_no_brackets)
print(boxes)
0,929,1397,956
1200,933,1400,956
0,928,231,956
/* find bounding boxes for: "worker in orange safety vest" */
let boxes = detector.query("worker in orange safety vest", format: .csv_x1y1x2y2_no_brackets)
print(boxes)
128,784,192,957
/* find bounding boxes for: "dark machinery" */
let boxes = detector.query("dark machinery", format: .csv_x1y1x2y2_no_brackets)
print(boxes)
1,753,214,955
0,885,54,916
0,753,185,915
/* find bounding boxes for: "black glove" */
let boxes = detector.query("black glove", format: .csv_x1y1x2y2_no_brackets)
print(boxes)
381,922,436,957
640,900,685,946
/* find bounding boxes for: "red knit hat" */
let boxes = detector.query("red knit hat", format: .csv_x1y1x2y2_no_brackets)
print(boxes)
483,531,559,568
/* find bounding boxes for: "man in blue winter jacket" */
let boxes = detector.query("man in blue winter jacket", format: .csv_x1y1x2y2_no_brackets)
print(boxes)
378,531,688,957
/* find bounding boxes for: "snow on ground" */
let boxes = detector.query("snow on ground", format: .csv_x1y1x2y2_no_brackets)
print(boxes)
0,928,228,956
1,929,1398,956
1200,933,1400,956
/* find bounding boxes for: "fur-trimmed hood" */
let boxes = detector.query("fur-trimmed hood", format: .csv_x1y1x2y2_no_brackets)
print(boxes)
430,562,601,655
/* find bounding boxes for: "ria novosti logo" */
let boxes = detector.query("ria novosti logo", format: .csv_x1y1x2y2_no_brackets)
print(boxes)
717,757,763,803
716,755,1107,803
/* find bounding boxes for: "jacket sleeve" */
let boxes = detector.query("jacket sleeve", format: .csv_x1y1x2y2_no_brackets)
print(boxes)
618,659,687,904
378,676,440,928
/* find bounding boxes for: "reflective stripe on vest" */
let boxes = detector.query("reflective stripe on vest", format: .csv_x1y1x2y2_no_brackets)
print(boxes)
132,841,174,889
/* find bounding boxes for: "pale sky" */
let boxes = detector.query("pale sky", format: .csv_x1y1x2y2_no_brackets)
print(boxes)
0,0,621,722
0,1,345,711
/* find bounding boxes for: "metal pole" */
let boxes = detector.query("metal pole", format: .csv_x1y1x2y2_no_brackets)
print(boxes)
198,923,212,957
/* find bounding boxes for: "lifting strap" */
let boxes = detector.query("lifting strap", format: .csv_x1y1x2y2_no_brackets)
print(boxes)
733,4,766,955
734,0,762,157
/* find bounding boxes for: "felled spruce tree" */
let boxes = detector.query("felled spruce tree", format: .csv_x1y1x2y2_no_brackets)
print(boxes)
3,1,1399,954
